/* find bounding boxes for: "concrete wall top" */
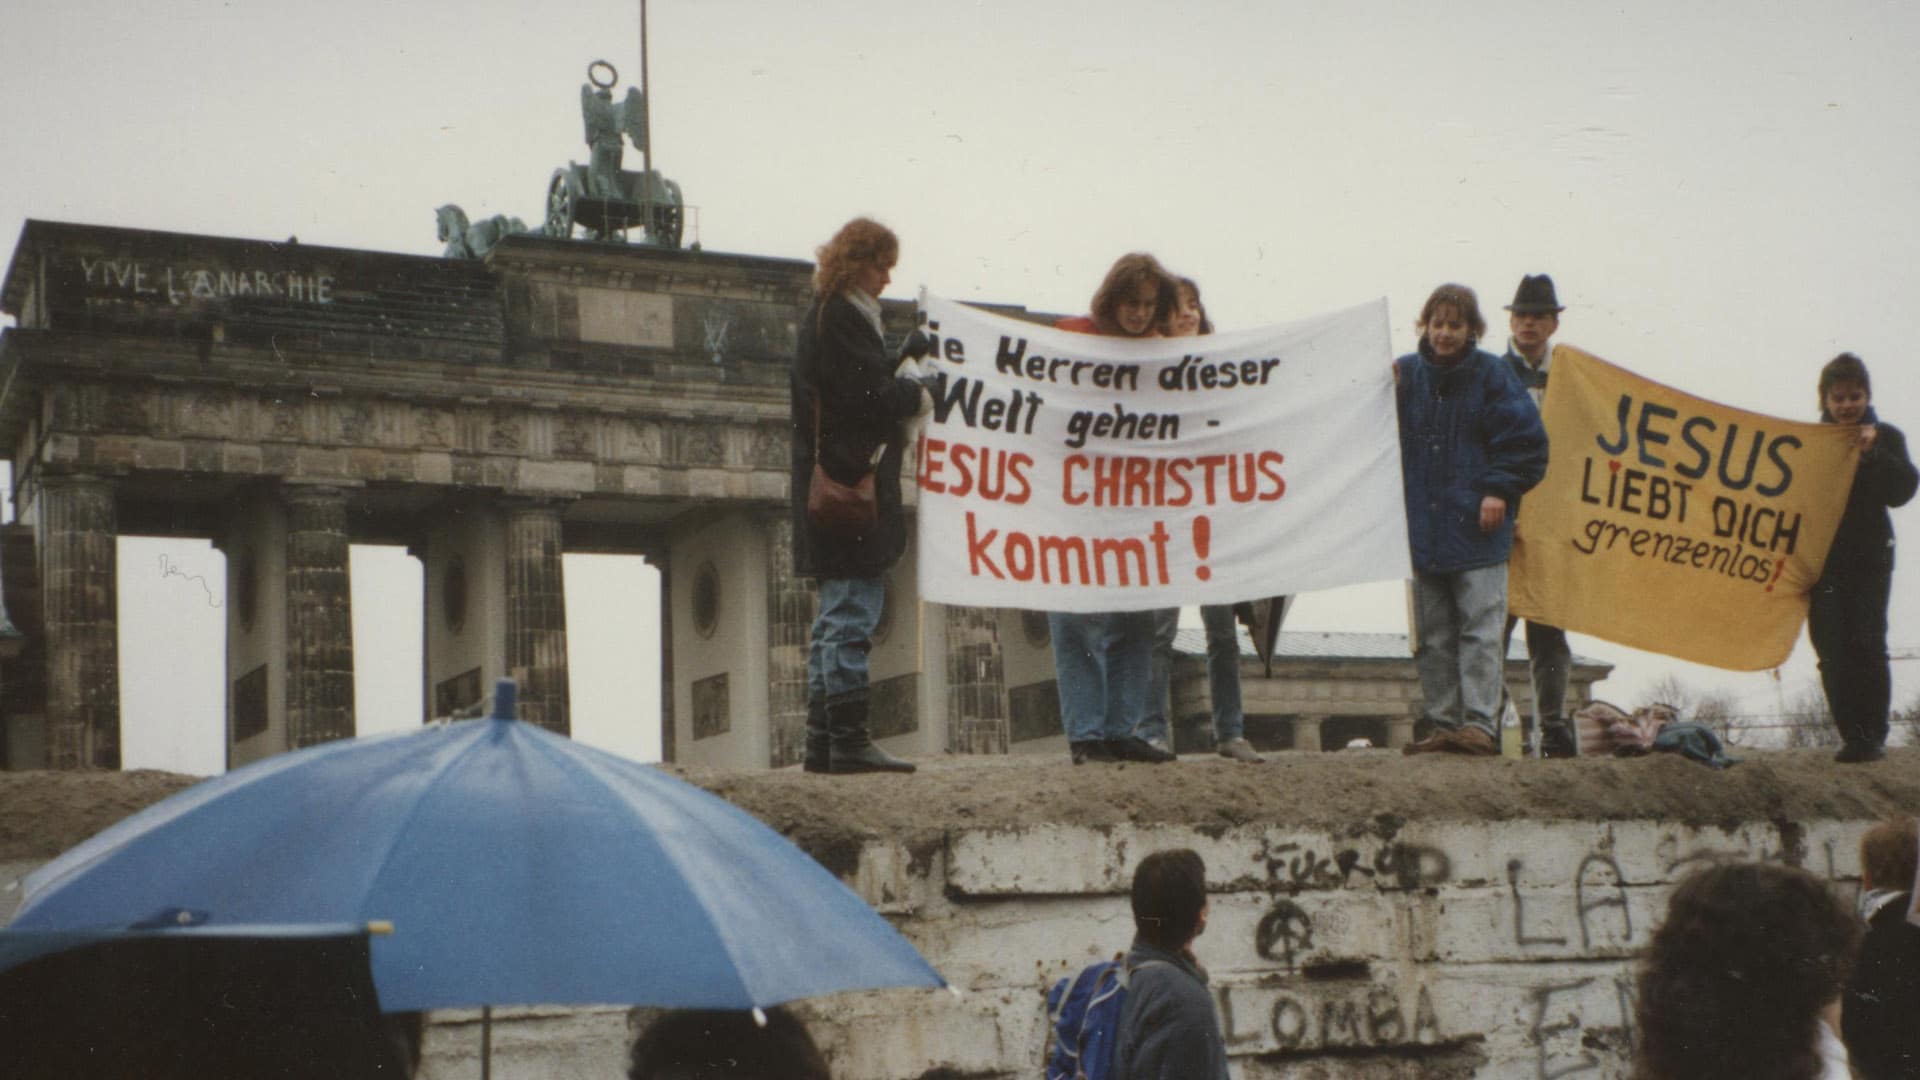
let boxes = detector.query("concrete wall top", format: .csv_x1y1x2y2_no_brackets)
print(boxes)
690,749,1920,883
6,752,1915,1078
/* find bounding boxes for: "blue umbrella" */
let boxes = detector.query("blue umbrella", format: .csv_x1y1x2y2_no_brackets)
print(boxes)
7,681,945,1016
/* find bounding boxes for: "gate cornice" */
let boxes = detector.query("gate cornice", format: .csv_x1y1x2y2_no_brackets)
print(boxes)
0,222,821,535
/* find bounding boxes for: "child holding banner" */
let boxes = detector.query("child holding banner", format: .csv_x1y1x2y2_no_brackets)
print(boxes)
1396,284,1548,756
1142,277,1264,763
1808,354,1917,764
1049,254,1180,765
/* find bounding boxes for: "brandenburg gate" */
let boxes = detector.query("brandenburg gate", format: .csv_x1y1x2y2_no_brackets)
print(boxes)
0,221,1014,771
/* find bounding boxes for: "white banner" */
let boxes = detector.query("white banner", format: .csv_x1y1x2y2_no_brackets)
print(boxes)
913,292,1410,612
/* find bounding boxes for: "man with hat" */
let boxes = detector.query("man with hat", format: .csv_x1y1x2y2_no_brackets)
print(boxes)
1501,273,1577,759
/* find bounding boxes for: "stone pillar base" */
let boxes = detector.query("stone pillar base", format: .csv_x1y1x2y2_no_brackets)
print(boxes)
37,474,120,769
944,605,1008,755
1293,715,1327,753
506,502,569,734
284,484,355,749
1386,715,1418,750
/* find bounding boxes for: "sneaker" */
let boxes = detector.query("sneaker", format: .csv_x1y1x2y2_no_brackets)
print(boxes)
1218,737,1266,763
1403,727,1457,755
1834,743,1887,764
1540,725,1578,760
1109,736,1177,764
1071,740,1118,765
1447,725,1499,756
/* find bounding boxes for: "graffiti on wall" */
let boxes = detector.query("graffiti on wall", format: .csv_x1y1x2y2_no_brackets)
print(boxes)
1204,821,1854,1077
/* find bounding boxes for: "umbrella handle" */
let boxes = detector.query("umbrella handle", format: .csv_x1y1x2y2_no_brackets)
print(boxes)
489,679,519,722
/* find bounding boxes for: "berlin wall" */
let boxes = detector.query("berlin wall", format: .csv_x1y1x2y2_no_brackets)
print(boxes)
392,766,1897,1080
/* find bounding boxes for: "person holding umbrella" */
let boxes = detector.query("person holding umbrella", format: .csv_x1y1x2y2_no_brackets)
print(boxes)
791,217,926,774
1,679,949,1074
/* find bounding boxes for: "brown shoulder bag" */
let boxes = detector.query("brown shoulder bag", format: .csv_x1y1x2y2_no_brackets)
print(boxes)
807,397,878,535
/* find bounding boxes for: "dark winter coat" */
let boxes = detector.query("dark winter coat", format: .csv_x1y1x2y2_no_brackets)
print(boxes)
789,292,924,580
1396,343,1549,574
1817,407,1917,583
1842,891,1920,1080
1112,939,1229,1080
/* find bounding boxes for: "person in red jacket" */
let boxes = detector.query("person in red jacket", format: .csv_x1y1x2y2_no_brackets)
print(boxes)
1050,254,1178,765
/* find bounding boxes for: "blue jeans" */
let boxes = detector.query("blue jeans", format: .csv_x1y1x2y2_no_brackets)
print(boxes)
1141,606,1246,746
1412,564,1506,737
1501,615,1572,733
1199,604,1246,742
1049,610,1155,744
1140,608,1182,746
808,577,885,705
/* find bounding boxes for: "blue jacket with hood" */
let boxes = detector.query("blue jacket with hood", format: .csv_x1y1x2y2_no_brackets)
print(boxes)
1396,342,1549,574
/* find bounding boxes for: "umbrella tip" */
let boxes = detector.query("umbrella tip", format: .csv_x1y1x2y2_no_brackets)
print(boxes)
489,678,519,721
751,1007,768,1028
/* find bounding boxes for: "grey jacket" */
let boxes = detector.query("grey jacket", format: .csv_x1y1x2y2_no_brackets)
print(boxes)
1112,939,1229,1080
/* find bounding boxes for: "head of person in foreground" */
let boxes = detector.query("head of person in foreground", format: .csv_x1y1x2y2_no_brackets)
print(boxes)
1633,861,1858,1080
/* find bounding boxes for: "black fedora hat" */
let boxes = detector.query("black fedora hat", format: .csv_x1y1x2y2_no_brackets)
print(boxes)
1505,274,1565,314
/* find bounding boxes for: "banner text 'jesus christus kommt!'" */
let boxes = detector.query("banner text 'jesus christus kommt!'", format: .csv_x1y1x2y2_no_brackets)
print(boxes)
912,293,1410,613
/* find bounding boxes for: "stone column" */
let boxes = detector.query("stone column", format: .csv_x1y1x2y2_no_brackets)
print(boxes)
944,605,1009,755
284,484,355,748
36,474,120,769
1293,714,1328,753
653,550,676,764
505,501,569,734
765,515,813,768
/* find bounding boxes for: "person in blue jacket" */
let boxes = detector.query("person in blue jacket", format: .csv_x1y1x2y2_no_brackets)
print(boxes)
1112,848,1229,1080
1396,283,1548,756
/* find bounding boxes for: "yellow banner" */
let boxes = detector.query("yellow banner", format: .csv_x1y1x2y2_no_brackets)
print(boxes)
1510,346,1858,670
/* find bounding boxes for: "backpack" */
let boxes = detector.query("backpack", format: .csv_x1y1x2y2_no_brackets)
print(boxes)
1043,956,1167,1080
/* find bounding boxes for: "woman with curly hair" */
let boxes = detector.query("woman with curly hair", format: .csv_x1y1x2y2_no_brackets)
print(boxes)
789,217,926,774
1634,862,1859,1080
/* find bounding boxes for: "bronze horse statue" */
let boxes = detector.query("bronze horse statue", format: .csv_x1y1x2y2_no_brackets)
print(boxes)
435,204,529,260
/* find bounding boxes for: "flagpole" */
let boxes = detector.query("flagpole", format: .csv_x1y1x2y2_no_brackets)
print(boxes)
638,0,653,242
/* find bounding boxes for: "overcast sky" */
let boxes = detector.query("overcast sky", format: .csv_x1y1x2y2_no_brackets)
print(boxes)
5,0,1918,773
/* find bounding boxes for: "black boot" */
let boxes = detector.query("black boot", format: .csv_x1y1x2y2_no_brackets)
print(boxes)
1539,721,1578,759
803,696,831,774
828,697,916,774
